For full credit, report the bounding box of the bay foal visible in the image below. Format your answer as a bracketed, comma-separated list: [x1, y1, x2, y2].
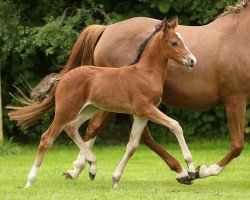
[8, 18, 197, 188]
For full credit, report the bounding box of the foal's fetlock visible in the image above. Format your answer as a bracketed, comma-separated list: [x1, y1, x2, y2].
[63, 160, 87, 179]
[112, 176, 120, 189]
[88, 160, 97, 181]
[62, 169, 80, 179]
[25, 166, 39, 188]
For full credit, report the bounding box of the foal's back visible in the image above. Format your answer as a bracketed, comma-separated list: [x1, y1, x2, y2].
[55, 65, 150, 118]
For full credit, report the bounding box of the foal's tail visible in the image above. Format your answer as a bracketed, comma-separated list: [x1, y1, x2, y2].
[7, 87, 56, 129]
[7, 25, 106, 129]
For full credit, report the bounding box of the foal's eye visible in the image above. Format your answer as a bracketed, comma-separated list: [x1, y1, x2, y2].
[170, 41, 178, 47]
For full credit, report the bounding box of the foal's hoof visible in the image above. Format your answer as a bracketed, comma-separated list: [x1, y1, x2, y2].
[89, 172, 96, 181]
[188, 171, 196, 181]
[62, 172, 73, 179]
[194, 166, 201, 179]
[176, 176, 193, 185]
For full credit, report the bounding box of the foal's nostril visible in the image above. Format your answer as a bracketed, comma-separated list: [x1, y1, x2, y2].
[190, 59, 194, 65]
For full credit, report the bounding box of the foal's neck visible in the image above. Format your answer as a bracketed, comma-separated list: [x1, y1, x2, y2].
[136, 32, 169, 85]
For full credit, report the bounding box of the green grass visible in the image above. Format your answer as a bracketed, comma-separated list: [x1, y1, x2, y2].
[0, 140, 250, 200]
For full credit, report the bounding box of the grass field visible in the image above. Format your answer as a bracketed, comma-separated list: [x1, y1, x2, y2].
[0, 140, 250, 200]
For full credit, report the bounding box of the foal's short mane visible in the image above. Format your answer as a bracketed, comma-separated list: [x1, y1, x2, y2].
[130, 23, 162, 65]
[217, 0, 248, 19]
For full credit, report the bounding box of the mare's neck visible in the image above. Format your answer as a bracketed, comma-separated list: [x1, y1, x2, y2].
[136, 32, 169, 85]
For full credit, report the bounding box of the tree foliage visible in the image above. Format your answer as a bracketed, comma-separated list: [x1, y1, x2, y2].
[1, 0, 247, 143]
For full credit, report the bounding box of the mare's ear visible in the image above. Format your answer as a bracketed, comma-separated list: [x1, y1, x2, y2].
[170, 17, 178, 29]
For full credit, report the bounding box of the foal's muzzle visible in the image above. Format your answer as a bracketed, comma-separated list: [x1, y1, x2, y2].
[184, 55, 197, 69]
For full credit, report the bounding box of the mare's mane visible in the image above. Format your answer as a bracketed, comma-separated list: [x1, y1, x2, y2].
[217, 0, 248, 19]
[130, 23, 162, 65]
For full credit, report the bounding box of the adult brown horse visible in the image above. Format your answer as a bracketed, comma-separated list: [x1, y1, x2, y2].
[56, 0, 249, 181]
[8, 18, 197, 188]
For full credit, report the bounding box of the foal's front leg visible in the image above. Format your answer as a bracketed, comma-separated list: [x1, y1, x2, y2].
[139, 105, 195, 182]
[112, 115, 148, 188]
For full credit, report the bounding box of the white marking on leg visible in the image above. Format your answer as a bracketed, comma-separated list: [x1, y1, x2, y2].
[66, 137, 97, 179]
[65, 105, 100, 179]
[199, 164, 224, 179]
[170, 120, 195, 174]
[113, 116, 148, 188]
[25, 165, 39, 188]
[176, 167, 189, 179]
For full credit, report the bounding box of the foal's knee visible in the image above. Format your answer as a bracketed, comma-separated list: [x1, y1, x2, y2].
[39, 134, 53, 150]
[170, 120, 182, 134]
[126, 143, 138, 157]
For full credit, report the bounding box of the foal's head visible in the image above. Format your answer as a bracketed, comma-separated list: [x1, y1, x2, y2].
[160, 18, 197, 69]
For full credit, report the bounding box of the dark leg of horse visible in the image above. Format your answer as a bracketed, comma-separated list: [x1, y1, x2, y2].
[196, 97, 246, 179]
[63, 111, 115, 179]
[141, 126, 183, 173]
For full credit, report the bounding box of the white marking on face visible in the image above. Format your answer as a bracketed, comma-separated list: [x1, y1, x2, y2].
[176, 32, 197, 65]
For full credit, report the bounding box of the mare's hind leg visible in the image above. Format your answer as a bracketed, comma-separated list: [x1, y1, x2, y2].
[63, 111, 115, 179]
[113, 115, 148, 188]
[64, 106, 100, 180]
[25, 121, 64, 188]
[196, 97, 246, 179]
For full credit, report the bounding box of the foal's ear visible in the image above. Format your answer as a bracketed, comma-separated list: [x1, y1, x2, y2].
[161, 17, 172, 33]
[170, 17, 178, 29]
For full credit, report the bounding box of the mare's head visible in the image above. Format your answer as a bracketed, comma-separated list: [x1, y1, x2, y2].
[160, 18, 197, 69]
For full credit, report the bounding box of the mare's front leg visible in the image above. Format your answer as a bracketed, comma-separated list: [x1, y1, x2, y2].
[196, 97, 246, 179]
[112, 115, 148, 188]
[139, 105, 195, 184]
[63, 111, 114, 179]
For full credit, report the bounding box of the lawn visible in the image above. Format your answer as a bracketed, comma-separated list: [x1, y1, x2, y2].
[0, 140, 250, 200]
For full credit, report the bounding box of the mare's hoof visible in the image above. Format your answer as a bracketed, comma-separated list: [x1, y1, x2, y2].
[188, 172, 196, 180]
[62, 172, 73, 179]
[176, 176, 193, 185]
[89, 172, 96, 181]
[194, 166, 201, 179]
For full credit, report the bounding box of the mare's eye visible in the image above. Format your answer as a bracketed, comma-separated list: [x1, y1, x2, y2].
[170, 41, 178, 47]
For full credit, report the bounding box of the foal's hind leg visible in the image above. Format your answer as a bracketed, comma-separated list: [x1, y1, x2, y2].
[113, 115, 148, 188]
[64, 106, 100, 180]
[64, 111, 114, 179]
[25, 122, 64, 188]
